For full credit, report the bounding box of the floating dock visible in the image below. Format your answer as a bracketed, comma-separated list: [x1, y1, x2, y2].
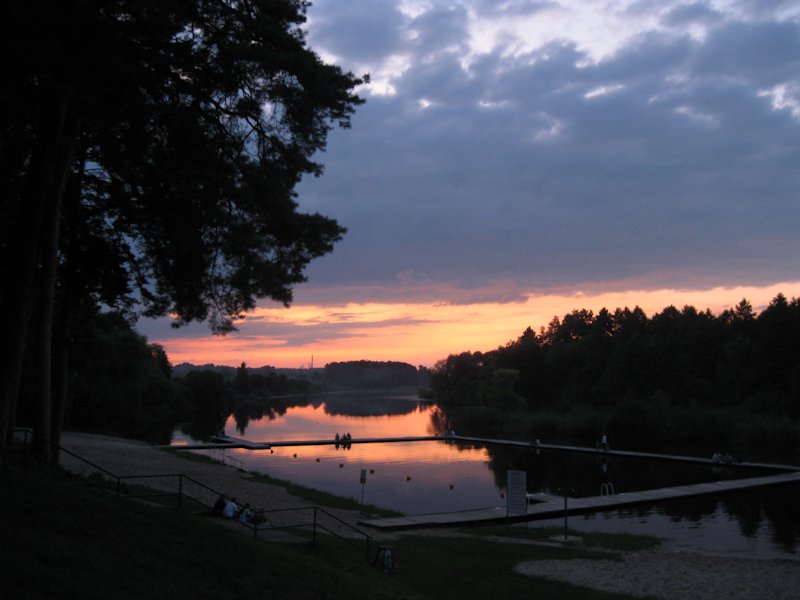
[358, 470, 800, 530]
[171, 434, 799, 473]
[167, 433, 800, 531]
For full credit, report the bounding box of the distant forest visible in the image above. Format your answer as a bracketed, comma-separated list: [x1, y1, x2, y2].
[431, 295, 800, 459]
[15, 311, 430, 444]
[323, 360, 430, 388]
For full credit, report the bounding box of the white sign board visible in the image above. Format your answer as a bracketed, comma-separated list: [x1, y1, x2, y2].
[507, 469, 527, 516]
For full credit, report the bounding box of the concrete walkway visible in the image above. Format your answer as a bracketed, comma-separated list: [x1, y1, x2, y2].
[173, 434, 800, 473]
[359, 470, 800, 530]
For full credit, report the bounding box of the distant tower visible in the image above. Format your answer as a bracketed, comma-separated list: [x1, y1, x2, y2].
[311, 355, 314, 369]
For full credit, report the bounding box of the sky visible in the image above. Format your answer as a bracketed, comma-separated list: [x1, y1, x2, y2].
[137, 0, 800, 369]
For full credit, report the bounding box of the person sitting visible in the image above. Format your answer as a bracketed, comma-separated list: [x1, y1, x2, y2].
[212, 494, 226, 516]
[238, 502, 255, 524]
[223, 497, 239, 519]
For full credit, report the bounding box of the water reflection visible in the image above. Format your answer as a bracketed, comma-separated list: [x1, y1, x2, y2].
[531, 483, 800, 559]
[171, 391, 800, 558]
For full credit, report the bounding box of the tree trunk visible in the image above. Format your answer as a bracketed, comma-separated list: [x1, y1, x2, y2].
[0, 91, 69, 462]
[50, 159, 84, 464]
[31, 106, 79, 462]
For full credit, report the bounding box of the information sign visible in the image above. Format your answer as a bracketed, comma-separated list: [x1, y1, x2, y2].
[507, 469, 527, 516]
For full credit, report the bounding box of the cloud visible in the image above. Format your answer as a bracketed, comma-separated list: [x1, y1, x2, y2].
[306, 0, 407, 64]
[295, 1, 800, 304]
[136, 1, 800, 369]
[661, 2, 724, 28]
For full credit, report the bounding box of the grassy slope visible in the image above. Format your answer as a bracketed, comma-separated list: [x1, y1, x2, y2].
[1, 453, 652, 600]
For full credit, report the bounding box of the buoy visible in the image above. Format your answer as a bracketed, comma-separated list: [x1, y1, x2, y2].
[369, 469, 375, 474]
[315, 458, 320, 462]
[500, 492, 505, 499]
[406, 476, 411, 481]
[270, 449, 274, 454]
[339, 463, 344, 468]
[449, 484, 454, 490]
[293, 453, 297, 458]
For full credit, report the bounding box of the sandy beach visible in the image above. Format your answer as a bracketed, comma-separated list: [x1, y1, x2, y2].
[58, 431, 800, 599]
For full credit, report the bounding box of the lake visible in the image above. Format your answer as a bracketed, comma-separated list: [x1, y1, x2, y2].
[171, 390, 800, 559]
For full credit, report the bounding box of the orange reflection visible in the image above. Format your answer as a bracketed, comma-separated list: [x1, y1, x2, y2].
[222, 403, 489, 465]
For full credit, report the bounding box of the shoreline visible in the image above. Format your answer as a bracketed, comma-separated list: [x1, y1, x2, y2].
[57, 431, 800, 599]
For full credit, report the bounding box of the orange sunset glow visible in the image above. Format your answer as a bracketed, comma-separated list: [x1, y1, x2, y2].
[153, 281, 800, 369]
[219, 403, 478, 464]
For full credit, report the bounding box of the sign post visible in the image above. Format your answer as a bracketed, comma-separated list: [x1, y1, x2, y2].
[360, 469, 367, 506]
[506, 470, 527, 519]
[557, 487, 575, 540]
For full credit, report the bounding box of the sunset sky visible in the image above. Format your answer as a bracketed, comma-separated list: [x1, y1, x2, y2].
[137, 0, 800, 369]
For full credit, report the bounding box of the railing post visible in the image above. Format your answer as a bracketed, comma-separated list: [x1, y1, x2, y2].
[313, 507, 317, 544]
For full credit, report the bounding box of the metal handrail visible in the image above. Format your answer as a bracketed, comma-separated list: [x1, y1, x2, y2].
[252, 505, 373, 560]
[600, 482, 615, 496]
[13, 430, 373, 561]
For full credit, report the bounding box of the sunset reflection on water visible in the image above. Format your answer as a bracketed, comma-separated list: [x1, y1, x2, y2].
[174, 397, 508, 514]
[171, 394, 800, 557]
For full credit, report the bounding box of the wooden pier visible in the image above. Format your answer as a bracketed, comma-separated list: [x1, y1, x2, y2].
[170, 434, 449, 451]
[168, 433, 800, 531]
[171, 434, 799, 473]
[358, 470, 800, 530]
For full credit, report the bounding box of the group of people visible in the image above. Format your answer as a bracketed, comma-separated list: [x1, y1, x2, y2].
[712, 451, 741, 464]
[334, 432, 352, 450]
[212, 494, 259, 525]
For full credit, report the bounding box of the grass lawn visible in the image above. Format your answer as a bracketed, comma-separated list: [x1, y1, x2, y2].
[1, 449, 655, 599]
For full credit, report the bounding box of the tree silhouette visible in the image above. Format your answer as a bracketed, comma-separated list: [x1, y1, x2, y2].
[0, 0, 365, 461]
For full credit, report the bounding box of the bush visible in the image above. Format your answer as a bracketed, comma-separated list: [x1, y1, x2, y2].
[737, 416, 800, 460]
[605, 393, 670, 450]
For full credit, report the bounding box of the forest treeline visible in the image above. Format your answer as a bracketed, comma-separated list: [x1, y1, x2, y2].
[15, 310, 314, 444]
[15, 312, 432, 444]
[324, 360, 430, 388]
[430, 295, 800, 459]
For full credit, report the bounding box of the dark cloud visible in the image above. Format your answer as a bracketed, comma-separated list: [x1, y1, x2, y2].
[661, 2, 723, 27]
[296, 1, 800, 300]
[474, 0, 559, 17]
[691, 21, 800, 83]
[305, 0, 406, 63]
[408, 4, 470, 56]
[732, 0, 800, 19]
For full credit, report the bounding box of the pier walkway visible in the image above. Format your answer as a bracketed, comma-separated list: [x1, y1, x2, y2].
[358, 470, 800, 530]
[172, 434, 450, 451]
[168, 433, 800, 531]
[173, 434, 799, 473]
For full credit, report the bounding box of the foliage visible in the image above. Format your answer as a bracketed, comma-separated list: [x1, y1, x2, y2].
[39, 310, 176, 438]
[323, 360, 430, 388]
[1, 0, 366, 460]
[432, 295, 800, 459]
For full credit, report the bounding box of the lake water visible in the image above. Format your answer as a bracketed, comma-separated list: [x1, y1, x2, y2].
[171, 390, 800, 560]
